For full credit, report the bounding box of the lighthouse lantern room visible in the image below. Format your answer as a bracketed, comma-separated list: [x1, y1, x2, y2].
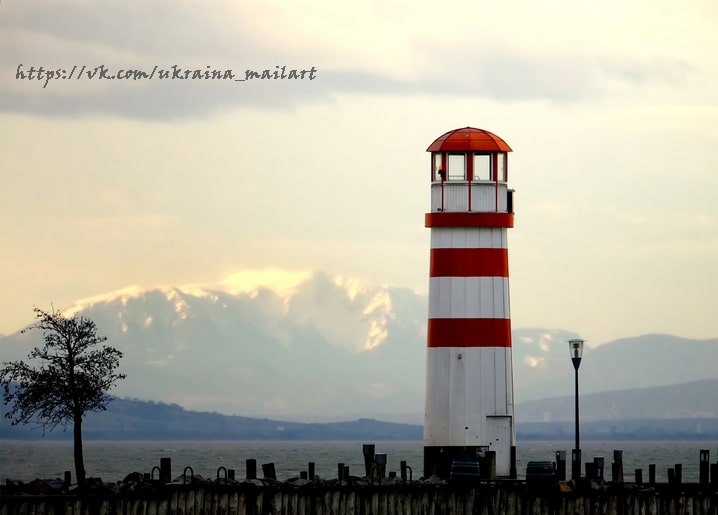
[423, 127, 516, 479]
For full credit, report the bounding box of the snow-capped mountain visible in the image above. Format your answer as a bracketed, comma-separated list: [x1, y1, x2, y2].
[1, 270, 428, 422]
[2, 269, 717, 423]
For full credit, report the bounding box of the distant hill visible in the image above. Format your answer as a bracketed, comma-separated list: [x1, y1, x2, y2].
[513, 331, 718, 402]
[2, 393, 715, 441]
[516, 379, 718, 422]
[1, 270, 716, 423]
[517, 418, 718, 441]
[0, 397, 422, 441]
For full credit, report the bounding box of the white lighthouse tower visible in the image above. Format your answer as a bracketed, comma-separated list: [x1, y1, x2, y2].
[423, 127, 516, 479]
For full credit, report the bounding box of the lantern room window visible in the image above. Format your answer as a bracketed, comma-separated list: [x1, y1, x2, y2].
[433, 153, 443, 181]
[497, 152, 507, 181]
[473, 154, 491, 181]
[447, 153, 466, 180]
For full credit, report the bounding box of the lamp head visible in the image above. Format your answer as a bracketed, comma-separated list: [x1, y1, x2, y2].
[568, 339, 585, 370]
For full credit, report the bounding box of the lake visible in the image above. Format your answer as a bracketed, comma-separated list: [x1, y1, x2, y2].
[1, 439, 715, 484]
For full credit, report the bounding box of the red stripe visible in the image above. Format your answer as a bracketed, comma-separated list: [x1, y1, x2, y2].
[427, 318, 511, 348]
[425, 212, 514, 228]
[430, 248, 508, 277]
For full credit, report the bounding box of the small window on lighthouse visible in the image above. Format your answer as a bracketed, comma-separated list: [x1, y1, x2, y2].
[497, 153, 507, 182]
[473, 154, 491, 181]
[447, 153, 466, 181]
[433, 153, 444, 181]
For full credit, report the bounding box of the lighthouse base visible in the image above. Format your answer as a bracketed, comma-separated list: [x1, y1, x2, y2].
[424, 446, 487, 480]
[424, 445, 516, 480]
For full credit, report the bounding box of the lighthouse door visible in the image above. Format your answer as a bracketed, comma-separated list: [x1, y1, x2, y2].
[486, 416, 512, 476]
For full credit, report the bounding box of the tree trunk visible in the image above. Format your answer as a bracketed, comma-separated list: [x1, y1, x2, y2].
[73, 412, 86, 489]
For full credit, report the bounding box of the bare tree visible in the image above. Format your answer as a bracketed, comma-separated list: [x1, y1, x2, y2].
[1, 307, 125, 488]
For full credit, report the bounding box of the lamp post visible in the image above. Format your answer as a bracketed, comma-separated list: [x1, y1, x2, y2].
[569, 338, 585, 481]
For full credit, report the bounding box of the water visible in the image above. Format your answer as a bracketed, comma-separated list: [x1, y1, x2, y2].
[0, 439, 715, 484]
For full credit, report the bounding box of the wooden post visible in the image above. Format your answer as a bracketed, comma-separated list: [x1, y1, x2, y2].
[612, 450, 623, 483]
[485, 451, 496, 480]
[699, 449, 709, 485]
[262, 463, 276, 481]
[635, 469, 642, 484]
[572, 449, 581, 481]
[649, 464, 656, 484]
[585, 462, 595, 480]
[160, 457, 172, 483]
[308, 462, 315, 480]
[246, 459, 257, 480]
[375, 454, 387, 478]
[337, 463, 344, 480]
[510, 446, 517, 479]
[674, 463, 682, 485]
[228, 469, 235, 481]
[555, 451, 566, 481]
[63, 471, 72, 488]
[362, 444, 375, 477]
[593, 457, 604, 481]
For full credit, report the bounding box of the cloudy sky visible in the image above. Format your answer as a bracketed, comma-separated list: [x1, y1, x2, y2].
[1, 0, 717, 346]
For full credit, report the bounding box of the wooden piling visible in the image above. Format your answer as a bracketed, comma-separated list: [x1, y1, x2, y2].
[261, 463, 276, 481]
[160, 457, 172, 484]
[485, 451, 496, 479]
[5, 447, 718, 515]
[0, 486, 709, 515]
[246, 459, 256, 480]
[375, 453, 387, 479]
[593, 456, 604, 481]
[585, 461, 596, 480]
[555, 450, 566, 481]
[674, 463, 682, 485]
[612, 450, 623, 483]
[362, 444, 375, 477]
[699, 449, 710, 485]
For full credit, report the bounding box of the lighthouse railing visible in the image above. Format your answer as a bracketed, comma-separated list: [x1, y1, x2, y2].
[431, 182, 508, 213]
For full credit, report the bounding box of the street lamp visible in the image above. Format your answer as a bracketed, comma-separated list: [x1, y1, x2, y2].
[568, 338, 585, 481]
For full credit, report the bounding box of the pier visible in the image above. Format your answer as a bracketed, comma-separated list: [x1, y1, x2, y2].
[2, 446, 717, 515]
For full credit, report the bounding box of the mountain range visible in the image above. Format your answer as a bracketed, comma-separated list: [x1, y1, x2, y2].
[2, 381, 717, 440]
[1, 269, 716, 424]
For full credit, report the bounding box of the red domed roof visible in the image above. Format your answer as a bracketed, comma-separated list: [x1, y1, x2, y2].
[427, 127, 512, 152]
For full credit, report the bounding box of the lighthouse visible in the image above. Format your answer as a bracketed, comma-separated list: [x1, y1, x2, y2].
[423, 127, 516, 479]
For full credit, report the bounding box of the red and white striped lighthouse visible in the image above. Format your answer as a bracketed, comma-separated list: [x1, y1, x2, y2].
[423, 127, 516, 479]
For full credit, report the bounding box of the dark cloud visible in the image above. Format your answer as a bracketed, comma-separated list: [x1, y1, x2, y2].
[2, 68, 333, 120]
[1, 56, 689, 120]
[0, 1, 692, 120]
